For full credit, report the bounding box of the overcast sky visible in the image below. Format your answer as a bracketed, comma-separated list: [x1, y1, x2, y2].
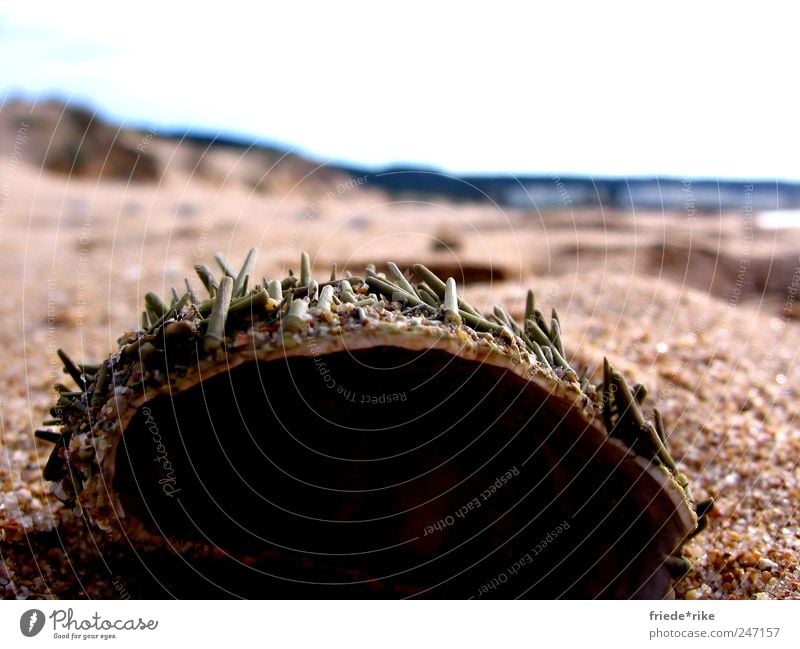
[0, 1, 797, 179]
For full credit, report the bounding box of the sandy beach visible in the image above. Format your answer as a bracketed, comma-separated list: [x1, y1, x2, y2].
[1, 112, 799, 599]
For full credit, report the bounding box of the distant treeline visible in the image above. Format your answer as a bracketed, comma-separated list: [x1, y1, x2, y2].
[335, 165, 800, 211]
[10, 99, 796, 212]
[161, 129, 800, 211]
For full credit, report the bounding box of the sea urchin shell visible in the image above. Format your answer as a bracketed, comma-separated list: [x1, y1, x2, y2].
[38, 249, 708, 598]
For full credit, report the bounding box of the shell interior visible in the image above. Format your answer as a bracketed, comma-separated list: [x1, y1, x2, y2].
[39, 250, 705, 598]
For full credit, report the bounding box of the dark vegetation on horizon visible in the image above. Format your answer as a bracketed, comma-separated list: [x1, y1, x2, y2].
[170, 128, 800, 211]
[5, 99, 799, 211]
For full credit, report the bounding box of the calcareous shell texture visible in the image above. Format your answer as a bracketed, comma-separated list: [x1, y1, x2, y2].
[39, 249, 709, 598]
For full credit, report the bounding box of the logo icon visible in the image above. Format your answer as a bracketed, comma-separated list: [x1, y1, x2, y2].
[20, 609, 45, 637]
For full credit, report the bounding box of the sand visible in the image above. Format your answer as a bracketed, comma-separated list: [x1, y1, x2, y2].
[1, 154, 799, 599]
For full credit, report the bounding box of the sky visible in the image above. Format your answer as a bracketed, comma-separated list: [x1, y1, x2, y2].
[0, 1, 797, 180]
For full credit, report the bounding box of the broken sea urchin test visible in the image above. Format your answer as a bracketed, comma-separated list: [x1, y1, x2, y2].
[39, 249, 709, 598]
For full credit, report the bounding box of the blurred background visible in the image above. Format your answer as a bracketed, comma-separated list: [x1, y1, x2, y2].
[1, 1, 799, 600]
